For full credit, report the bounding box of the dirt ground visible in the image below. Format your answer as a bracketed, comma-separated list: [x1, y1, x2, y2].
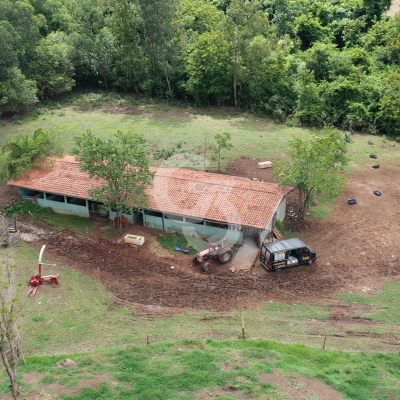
[8, 155, 400, 314]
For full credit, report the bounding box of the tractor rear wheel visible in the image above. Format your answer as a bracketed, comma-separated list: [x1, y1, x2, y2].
[218, 249, 233, 264]
[202, 262, 211, 272]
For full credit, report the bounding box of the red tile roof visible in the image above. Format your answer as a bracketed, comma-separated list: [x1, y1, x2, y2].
[9, 156, 292, 229]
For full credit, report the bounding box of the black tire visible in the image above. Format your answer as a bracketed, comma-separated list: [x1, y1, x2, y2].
[218, 249, 233, 264]
[193, 256, 199, 264]
[307, 259, 313, 266]
[202, 262, 211, 272]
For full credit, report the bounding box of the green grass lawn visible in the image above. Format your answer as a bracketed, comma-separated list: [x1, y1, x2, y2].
[1, 338, 399, 400]
[0, 91, 308, 168]
[2, 92, 398, 167]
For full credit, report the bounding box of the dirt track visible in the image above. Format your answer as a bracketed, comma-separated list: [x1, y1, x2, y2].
[17, 156, 400, 313]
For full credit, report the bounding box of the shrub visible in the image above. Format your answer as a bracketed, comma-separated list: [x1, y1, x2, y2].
[11, 115, 24, 124]
[5, 201, 54, 218]
[276, 220, 284, 232]
[154, 147, 175, 160]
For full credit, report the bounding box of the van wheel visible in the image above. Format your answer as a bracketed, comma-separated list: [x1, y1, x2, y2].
[307, 259, 313, 266]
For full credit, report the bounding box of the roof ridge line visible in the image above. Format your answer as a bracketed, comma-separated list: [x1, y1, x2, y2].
[155, 173, 286, 195]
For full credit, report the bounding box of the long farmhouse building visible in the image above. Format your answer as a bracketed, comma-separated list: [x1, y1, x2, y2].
[8, 156, 293, 247]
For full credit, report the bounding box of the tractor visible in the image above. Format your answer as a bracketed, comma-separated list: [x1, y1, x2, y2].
[193, 234, 233, 272]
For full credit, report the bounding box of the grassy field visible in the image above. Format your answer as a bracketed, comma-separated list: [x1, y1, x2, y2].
[2, 91, 400, 399]
[0, 92, 305, 166]
[2, 91, 398, 171]
[1, 338, 400, 399]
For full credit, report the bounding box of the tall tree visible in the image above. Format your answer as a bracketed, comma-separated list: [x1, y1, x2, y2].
[0, 67, 37, 114]
[274, 128, 348, 218]
[186, 30, 231, 106]
[294, 14, 330, 51]
[376, 72, 400, 136]
[73, 131, 154, 228]
[29, 31, 75, 99]
[0, 0, 43, 72]
[73, 28, 116, 91]
[0, 21, 37, 114]
[138, 0, 180, 97]
[214, 132, 233, 172]
[363, 0, 392, 27]
[226, 0, 269, 108]
[0, 238, 23, 400]
[111, 0, 147, 94]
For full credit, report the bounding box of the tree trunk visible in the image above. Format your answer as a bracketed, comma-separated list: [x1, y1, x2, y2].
[131, 62, 139, 94]
[102, 72, 108, 92]
[300, 187, 314, 219]
[160, 45, 172, 97]
[233, 75, 238, 108]
[0, 347, 21, 400]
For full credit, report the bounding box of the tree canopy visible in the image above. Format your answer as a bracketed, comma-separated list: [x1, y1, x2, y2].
[2, 0, 400, 136]
[274, 128, 349, 218]
[0, 129, 63, 182]
[73, 130, 154, 227]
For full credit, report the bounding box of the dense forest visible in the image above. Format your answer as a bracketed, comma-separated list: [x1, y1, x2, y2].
[2, 0, 400, 136]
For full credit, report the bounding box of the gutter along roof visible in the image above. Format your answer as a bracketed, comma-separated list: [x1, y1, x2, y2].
[8, 156, 293, 230]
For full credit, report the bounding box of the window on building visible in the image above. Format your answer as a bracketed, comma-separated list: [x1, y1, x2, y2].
[66, 197, 86, 206]
[46, 194, 65, 203]
[164, 214, 184, 221]
[205, 221, 228, 229]
[185, 217, 203, 224]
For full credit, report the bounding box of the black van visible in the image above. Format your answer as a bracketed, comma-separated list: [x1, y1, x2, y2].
[260, 238, 317, 271]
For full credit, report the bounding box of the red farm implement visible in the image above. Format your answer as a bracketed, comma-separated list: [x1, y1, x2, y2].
[28, 245, 60, 296]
